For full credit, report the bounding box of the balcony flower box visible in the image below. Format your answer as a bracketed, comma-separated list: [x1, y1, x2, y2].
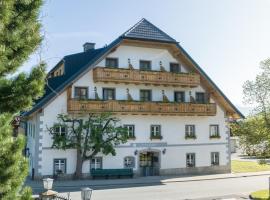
[209, 135, 221, 139]
[185, 135, 197, 140]
[150, 135, 163, 140]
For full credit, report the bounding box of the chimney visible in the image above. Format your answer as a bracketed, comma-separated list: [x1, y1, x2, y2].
[83, 42, 95, 52]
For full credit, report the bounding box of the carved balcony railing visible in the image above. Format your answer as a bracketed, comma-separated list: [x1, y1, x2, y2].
[93, 67, 200, 87]
[67, 99, 216, 116]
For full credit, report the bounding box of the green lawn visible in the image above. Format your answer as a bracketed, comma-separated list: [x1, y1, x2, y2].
[231, 160, 270, 173]
[250, 189, 270, 200]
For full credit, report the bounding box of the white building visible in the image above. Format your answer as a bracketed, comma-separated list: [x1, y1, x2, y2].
[24, 19, 243, 179]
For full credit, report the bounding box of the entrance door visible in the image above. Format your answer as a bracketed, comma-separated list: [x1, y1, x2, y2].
[139, 152, 160, 176]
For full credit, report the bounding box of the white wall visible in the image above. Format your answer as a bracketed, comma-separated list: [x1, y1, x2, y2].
[30, 44, 230, 176]
[73, 70, 207, 103]
[96, 45, 189, 72]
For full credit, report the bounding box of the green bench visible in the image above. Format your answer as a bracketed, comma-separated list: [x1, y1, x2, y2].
[91, 168, 133, 179]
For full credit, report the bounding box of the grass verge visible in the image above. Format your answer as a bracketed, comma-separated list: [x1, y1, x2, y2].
[231, 160, 270, 173]
[250, 189, 270, 200]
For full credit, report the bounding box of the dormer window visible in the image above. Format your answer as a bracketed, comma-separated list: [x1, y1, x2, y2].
[170, 63, 181, 73]
[74, 87, 88, 99]
[140, 60, 151, 71]
[105, 58, 118, 68]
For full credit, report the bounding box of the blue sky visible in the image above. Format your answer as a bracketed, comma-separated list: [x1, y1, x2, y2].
[22, 0, 270, 113]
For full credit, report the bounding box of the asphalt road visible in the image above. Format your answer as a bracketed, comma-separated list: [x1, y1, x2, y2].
[52, 174, 270, 200]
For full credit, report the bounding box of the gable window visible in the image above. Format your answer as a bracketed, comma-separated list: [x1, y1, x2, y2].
[185, 125, 196, 139]
[103, 88, 115, 100]
[54, 125, 66, 136]
[174, 91, 185, 103]
[90, 157, 102, 170]
[195, 92, 205, 104]
[139, 60, 151, 71]
[186, 153, 195, 167]
[140, 90, 152, 101]
[211, 152, 219, 166]
[105, 58, 118, 68]
[54, 159, 66, 175]
[74, 87, 88, 99]
[210, 125, 220, 138]
[124, 125, 135, 139]
[170, 63, 181, 73]
[150, 125, 162, 139]
[124, 156, 135, 168]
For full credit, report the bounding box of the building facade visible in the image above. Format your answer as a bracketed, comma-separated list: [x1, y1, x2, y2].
[24, 19, 243, 179]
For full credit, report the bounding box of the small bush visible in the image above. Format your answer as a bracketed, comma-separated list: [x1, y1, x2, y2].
[258, 159, 267, 165]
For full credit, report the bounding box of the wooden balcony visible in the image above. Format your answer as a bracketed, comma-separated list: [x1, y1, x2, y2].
[93, 67, 200, 87]
[67, 99, 216, 116]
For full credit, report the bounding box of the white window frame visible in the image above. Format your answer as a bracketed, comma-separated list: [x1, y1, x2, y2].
[54, 158, 66, 174]
[211, 152, 220, 166]
[124, 156, 135, 168]
[186, 153, 195, 167]
[185, 125, 195, 137]
[124, 125, 135, 138]
[151, 125, 161, 137]
[54, 125, 67, 136]
[210, 125, 219, 137]
[90, 157, 102, 170]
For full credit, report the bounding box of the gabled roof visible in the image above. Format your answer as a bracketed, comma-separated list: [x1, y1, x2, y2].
[23, 18, 244, 119]
[122, 18, 177, 43]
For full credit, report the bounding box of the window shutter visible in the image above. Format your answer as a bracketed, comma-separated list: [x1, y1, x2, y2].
[185, 125, 188, 136]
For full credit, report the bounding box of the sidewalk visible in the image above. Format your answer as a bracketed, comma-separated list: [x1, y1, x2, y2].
[25, 170, 270, 190]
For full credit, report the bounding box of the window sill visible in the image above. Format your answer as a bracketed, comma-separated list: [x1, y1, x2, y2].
[128, 137, 136, 140]
[150, 136, 163, 140]
[185, 137, 197, 140]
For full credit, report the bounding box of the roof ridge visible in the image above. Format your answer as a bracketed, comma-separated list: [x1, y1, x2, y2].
[63, 47, 105, 59]
[121, 18, 177, 43]
[122, 18, 145, 36]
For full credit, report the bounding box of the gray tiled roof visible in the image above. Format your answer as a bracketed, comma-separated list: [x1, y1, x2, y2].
[23, 19, 244, 119]
[122, 18, 177, 43]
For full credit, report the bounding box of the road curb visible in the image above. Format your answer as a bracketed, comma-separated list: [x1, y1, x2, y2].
[28, 172, 270, 189]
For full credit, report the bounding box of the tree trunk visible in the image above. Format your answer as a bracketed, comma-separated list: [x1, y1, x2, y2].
[74, 149, 83, 179]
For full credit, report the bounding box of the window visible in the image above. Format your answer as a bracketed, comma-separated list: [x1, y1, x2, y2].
[105, 58, 118, 68]
[90, 157, 102, 169]
[124, 125, 135, 139]
[140, 90, 152, 101]
[211, 152, 219, 166]
[139, 60, 151, 71]
[170, 63, 181, 73]
[195, 92, 205, 103]
[210, 125, 220, 138]
[174, 91, 185, 102]
[151, 125, 162, 139]
[124, 156, 135, 168]
[185, 125, 196, 138]
[103, 88, 115, 100]
[186, 153, 195, 167]
[74, 87, 88, 99]
[54, 159, 66, 174]
[54, 125, 66, 136]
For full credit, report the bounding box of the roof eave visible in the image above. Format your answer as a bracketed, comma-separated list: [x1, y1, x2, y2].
[175, 43, 245, 119]
[22, 37, 123, 117]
